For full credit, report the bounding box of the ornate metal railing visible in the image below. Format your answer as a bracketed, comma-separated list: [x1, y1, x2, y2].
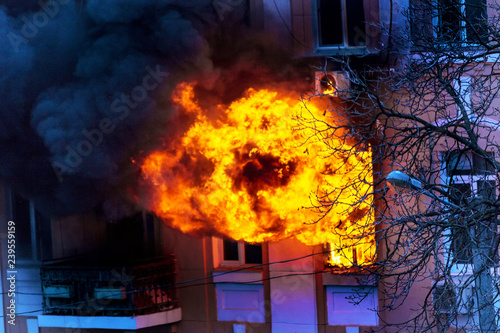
[41, 257, 178, 316]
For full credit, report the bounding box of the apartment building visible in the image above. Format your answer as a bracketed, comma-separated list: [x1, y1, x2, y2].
[2, 0, 498, 332]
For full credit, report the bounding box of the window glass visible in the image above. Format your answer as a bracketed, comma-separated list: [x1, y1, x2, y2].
[442, 150, 497, 266]
[318, 0, 343, 46]
[410, 0, 434, 44]
[346, 0, 366, 46]
[244, 243, 263, 264]
[477, 180, 496, 200]
[473, 152, 495, 174]
[451, 224, 473, 264]
[449, 182, 472, 204]
[316, 0, 365, 47]
[223, 239, 239, 261]
[446, 151, 473, 176]
[445, 151, 495, 176]
[438, 0, 461, 42]
[465, 0, 487, 42]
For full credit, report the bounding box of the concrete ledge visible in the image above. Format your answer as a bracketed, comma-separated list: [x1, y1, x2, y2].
[38, 307, 181, 329]
[272, 323, 318, 333]
[213, 271, 262, 284]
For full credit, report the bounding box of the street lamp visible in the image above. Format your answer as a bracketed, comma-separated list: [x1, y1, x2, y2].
[386, 170, 423, 191]
[386, 170, 497, 333]
[386, 170, 459, 209]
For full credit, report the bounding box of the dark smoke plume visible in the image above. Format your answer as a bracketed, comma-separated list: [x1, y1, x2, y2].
[0, 0, 294, 217]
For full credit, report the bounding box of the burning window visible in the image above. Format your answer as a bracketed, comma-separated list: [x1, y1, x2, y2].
[140, 82, 376, 268]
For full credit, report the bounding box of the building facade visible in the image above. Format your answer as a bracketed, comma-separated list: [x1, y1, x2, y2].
[2, 0, 499, 332]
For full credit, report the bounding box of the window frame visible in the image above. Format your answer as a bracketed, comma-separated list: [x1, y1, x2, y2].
[212, 237, 263, 268]
[411, 0, 488, 47]
[311, 0, 367, 53]
[440, 151, 498, 270]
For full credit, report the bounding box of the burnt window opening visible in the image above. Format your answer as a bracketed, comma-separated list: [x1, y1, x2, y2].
[105, 212, 159, 264]
[316, 0, 366, 48]
[222, 240, 263, 265]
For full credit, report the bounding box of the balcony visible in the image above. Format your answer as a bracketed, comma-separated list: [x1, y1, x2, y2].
[39, 257, 181, 330]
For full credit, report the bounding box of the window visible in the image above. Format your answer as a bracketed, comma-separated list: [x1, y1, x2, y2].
[212, 238, 263, 268]
[411, 0, 487, 45]
[216, 239, 263, 267]
[105, 212, 159, 262]
[438, 0, 487, 43]
[314, 0, 366, 49]
[433, 283, 475, 314]
[212, 238, 265, 323]
[442, 151, 497, 264]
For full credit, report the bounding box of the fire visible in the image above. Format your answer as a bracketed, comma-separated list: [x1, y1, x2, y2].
[141, 82, 375, 267]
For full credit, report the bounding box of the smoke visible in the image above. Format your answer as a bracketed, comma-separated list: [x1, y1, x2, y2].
[0, 0, 214, 215]
[0, 0, 295, 217]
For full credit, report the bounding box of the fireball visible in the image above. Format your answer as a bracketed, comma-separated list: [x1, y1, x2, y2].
[141, 82, 375, 267]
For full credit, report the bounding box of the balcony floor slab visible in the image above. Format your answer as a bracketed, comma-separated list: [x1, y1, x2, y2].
[38, 307, 181, 329]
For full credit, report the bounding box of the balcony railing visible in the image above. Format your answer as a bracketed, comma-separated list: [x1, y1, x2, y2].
[41, 257, 178, 316]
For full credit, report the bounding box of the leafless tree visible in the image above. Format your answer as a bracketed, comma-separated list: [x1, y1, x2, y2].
[301, 0, 500, 331]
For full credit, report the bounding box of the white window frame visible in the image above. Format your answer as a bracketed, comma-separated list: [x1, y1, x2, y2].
[440, 151, 497, 274]
[212, 237, 263, 268]
[311, 0, 367, 53]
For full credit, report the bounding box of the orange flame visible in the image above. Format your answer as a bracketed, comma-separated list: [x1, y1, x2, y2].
[141, 82, 375, 267]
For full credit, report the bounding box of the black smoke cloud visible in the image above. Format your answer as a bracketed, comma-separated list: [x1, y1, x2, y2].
[0, 0, 295, 218]
[0, 0, 222, 216]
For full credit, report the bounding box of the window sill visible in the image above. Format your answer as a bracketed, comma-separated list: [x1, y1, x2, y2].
[310, 46, 368, 57]
[38, 308, 182, 329]
[214, 264, 263, 271]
